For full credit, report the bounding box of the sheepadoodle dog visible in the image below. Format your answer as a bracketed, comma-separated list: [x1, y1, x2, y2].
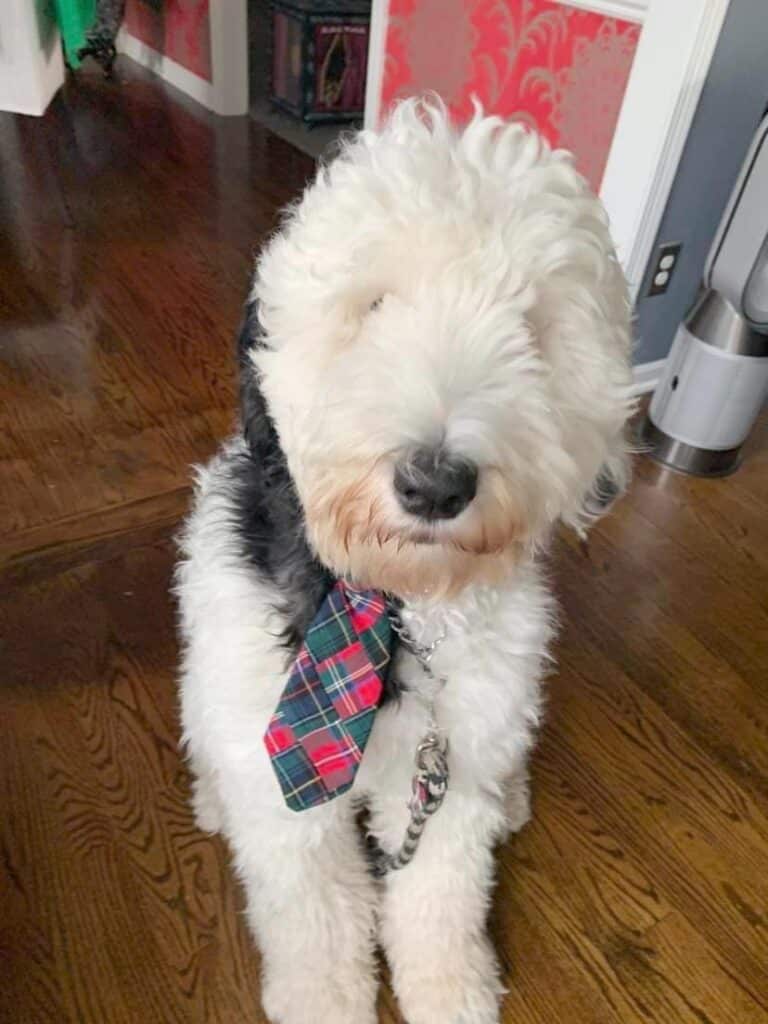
[177, 99, 634, 1024]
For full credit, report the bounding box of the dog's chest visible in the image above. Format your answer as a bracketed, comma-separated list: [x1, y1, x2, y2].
[360, 583, 548, 794]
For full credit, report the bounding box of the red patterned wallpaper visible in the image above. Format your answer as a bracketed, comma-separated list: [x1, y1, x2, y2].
[124, 0, 212, 82]
[381, 0, 641, 192]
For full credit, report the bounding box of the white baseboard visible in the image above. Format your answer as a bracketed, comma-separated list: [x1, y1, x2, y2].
[117, 29, 215, 110]
[632, 357, 665, 395]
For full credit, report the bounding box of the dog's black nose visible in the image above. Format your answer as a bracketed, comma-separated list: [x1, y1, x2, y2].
[394, 447, 478, 521]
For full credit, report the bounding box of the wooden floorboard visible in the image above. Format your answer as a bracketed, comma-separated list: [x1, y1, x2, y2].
[1, 60, 767, 1024]
[0, 486, 191, 590]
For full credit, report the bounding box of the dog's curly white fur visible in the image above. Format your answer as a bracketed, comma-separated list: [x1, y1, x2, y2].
[177, 100, 634, 1024]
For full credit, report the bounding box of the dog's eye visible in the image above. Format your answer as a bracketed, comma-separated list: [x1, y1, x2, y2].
[369, 296, 384, 312]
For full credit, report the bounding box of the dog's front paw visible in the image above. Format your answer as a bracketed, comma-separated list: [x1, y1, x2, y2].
[262, 968, 377, 1024]
[393, 936, 503, 1024]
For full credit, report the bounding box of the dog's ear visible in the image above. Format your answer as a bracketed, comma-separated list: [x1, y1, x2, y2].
[237, 298, 280, 462]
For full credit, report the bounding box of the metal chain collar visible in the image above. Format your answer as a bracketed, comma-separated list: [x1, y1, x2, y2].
[370, 605, 451, 876]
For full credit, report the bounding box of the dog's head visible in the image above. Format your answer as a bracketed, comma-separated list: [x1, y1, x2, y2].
[243, 100, 634, 598]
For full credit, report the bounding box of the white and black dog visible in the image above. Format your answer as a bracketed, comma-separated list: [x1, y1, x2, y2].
[176, 100, 634, 1024]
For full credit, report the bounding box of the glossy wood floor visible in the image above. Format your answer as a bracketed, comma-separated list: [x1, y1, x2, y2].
[1, 62, 767, 1024]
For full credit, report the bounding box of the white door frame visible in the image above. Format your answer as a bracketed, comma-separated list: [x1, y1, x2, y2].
[600, 0, 730, 300]
[364, 0, 731, 306]
[363, 0, 391, 130]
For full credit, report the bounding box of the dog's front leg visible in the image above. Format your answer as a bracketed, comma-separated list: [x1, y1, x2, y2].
[378, 793, 505, 1024]
[231, 802, 379, 1024]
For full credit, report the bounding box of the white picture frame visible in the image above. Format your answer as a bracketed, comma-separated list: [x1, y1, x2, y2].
[118, 0, 248, 116]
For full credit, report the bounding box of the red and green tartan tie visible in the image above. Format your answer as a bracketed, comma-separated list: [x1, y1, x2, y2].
[264, 581, 394, 811]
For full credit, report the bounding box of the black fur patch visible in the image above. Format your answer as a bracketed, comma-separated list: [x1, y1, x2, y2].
[231, 298, 403, 702]
[232, 299, 334, 653]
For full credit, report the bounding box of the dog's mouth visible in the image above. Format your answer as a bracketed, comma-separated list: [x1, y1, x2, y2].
[383, 521, 511, 557]
[391, 517, 465, 548]
[408, 529, 439, 546]
[368, 526, 442, 552]
[412, 536, 438, 546]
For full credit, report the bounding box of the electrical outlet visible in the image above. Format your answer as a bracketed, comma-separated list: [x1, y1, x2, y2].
[647, 241, 682, 296]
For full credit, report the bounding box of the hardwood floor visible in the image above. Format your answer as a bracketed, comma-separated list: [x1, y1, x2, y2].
[0, 57, 313, 544]
[1, 62, 767, 1024]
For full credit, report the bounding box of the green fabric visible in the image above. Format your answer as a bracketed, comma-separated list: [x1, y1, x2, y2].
[52, 0, 98, 68]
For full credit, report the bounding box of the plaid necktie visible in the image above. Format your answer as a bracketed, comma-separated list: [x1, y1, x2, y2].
[264, 581, 394, 811]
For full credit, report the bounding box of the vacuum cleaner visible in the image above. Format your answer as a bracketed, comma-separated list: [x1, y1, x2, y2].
[643, 113, 768, 476]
